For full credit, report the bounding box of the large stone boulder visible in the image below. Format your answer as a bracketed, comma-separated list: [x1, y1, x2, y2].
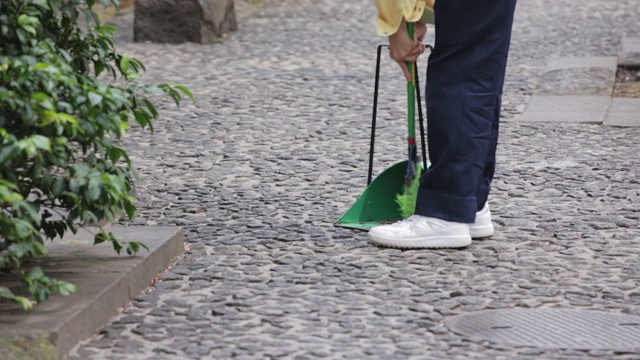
[134, 0, 237, 44]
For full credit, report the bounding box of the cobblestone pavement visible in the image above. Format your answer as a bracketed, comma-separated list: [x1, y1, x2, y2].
[69, 0, 640, 359]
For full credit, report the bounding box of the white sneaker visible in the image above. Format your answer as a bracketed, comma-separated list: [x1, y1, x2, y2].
[470, 203, 494, 238]
[368, 215, 471, 249]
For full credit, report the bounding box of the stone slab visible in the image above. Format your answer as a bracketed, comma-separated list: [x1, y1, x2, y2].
[520, 95, 611, 123]
[537, 57, 618, 96]
[603, 98, 640, 127]
[0, 226, 184, 360]
[545, 56, 618, 72]
[619, 36, 640, 67]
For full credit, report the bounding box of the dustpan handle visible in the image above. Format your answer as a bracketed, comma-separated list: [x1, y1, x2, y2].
[368, 44, 385, 186]
[414, 46, 433, 171]
[407, 24, 416, 145]
[368, 44, 431, 186]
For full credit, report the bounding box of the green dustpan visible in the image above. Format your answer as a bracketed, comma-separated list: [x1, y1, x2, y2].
[336, 29, 430, 231]
[335, 160, 425, 230]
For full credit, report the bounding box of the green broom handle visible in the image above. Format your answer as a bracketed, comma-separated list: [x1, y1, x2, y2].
[407, 22, 416, 143]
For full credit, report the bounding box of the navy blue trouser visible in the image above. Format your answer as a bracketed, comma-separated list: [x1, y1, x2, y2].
[414, 0, 517, 223]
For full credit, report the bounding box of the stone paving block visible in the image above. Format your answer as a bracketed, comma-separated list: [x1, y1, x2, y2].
[0, 226, 184, 360]
[520, 95, 611, 123]
[603, 98, 640, 127]
[619, 36, 640, 67]
[536, 57, 618, 96]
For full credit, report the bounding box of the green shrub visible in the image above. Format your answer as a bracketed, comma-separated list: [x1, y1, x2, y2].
[0, 0, 193, 310]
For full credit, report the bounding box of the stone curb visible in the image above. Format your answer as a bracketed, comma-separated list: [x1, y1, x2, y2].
[603, 97, 640, 126]
[0, 226, 184, 360]
[619, 36, 640, 67]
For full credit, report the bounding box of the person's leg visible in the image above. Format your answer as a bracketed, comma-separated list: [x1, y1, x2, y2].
[477, 6, 514, 212]
[368, 0, 517, 248]
[476, 94, 501, 211]
[414, 0, 517, 223]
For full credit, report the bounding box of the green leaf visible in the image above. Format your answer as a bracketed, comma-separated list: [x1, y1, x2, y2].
[97, 25, 118, 35]
[123, 198, 136, 219]
[54, 222, 67, 239]
[136, 241, 149, 252]
[18, 15, 39, 33]
[69, 178, 80, 192]
[142, 99, 158, 118]
[126, 241, 148, 255]
[15, 296, 34, 311]
[16, 28, 28, 43]
[34, 62, 52, 72]
[133, 109, 150, 128]
[86, 178, 101, 201]
[14, 220, 35, 238]
[120, 54, 130, 74]
[27, 267, 45, 279]
[88, 92, 103, 106]
[43, 223, 57, 239]
[17, 202, 40, 223]
[82, 7, 101, 27]
[32, 92, 54, 110]
[0, 145, 17, 164]
[112, 239, 123, 255]
[174, 85, 195, 101]
[0, 287, 14, 299]
[0, 179, 18, 190]
[21, 25, 37, 36]
[30, 135, 51, 151]
[59, 49, 73, 63]
[94, 61, 106, 76]
[107, 147, 122, 163]
[56, 281, 77, 296]
[81, 210, 99, 225]
[32, 241, 47, 257]
[18, 135, 51, 156]
[168, 89, 182, 106]
[94, 232, 108, 245]
[130, 58, 146, 72]
[126, 72, 141, 81]
[107, 146, 131, 165]
[57, 113, 78, 125]
[126, 241, 139, 255]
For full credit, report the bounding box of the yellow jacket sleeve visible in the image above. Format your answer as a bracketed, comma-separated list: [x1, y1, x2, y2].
[376, 0, 435, 36]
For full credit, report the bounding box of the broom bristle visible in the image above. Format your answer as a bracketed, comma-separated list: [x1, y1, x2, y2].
[396, 166, 423, 219]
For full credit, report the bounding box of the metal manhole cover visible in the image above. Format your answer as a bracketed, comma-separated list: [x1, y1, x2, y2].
[447, 308, 640, 351]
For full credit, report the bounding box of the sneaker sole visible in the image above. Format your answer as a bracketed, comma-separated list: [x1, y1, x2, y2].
[470, 224, 494, 239]
[367, 234, 472, 249]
